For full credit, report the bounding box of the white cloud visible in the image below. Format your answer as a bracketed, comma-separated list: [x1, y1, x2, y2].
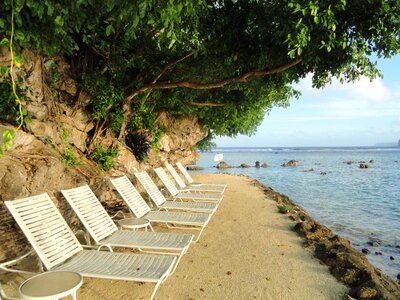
[293, 74, 400, 120]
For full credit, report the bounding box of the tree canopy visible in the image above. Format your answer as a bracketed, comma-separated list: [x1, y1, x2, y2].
[1, 0, 399, 147]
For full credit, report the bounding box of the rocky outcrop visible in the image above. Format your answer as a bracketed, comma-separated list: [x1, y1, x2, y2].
[281, 160, 300, 167]
[0, 49, 208, 266]
[216, 161, 231, 169]
[359, 163, 370, 169]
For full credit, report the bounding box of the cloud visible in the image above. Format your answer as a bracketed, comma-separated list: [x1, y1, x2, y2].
[292, 74, 400, 121]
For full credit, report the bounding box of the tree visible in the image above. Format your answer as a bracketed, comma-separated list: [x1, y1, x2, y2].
[1, 0, 399, 143]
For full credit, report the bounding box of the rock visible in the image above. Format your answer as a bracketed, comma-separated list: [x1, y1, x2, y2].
[302, 168, 314, 172]
[359, 163, 370, 169]
[216, 161, 230, 169]
[60, 78, 78, 96]
[320, 172, 327, 175]
[369, 160, 375, 163]
[186, 165, 204, 171]
[374, 251, 382, 255]
[345, 160, 355, 165]
[261, 163, 269, 168]
[359, 161, 366, 163]
[367, 240, 381, 247]
[362, 248, 370, 254]
[397, 273, 400, 280]
[281, 160, 300, 167]
[357, 287, 378, 299]
[390, 256, 394, 260]
[255, 161, 260, 168]
[240, 163, 251, 168]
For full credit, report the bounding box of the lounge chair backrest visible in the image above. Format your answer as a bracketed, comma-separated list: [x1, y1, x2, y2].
[176, 162, 194, 184]
[134, 171, 167, 207]
[165, 163, 187, 189]
[154, 167, 180, 197]
[61, 185, 119, 244]
[110, 176, 151, 218]
[5, 193, 83, 270]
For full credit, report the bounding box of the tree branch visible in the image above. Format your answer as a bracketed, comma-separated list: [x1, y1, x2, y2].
[191, 102, 225, 107]
[152, 50, 197, 84]
[126, 57, 302, 101]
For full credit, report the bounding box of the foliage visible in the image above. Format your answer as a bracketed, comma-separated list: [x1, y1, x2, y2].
[59, 128, 81, 166]
[1, 0, 400, 147]
[80, 73, 124, 134]
[89, 144, 119, 171]
[125, 130, 151, 163]
[0, 82, 18, 123]
[277, 205, 294, 214]
[0, 129, 16, 157]
[196, 131, 216, 152]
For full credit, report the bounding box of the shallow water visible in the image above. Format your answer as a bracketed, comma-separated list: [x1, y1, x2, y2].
[195, 147, 400, 279]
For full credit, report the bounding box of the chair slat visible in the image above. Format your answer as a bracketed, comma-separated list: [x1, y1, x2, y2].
[110, 176, 151, 218]
[61, 185, 118, 243]
[4, 193, 83, 270]
[135, 172, 168, 207]
[154, 167, 180, 197]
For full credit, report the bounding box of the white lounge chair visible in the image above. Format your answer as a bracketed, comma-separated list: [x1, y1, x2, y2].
[110, 176, 212, 242]
[111, 176, 217, 214]
[176, 161, 228, 188]
[153, 168, 223, 203]
[61, 184, 193, 274]
[165, 163, 225, 193]
[4, 193, 177, 300]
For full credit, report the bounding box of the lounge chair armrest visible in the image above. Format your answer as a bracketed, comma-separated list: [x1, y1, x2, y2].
[0, 250, 36, 274]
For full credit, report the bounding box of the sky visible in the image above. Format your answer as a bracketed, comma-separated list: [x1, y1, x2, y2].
[215, 56, 400, 147]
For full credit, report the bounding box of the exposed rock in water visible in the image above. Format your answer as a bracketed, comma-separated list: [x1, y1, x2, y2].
[320, 171, 327, 175]
[302, 168, 314, 172]
[255, 161, 260, 168]
[359, 163, 370, 169]
[345, 160, 355, 165]
[281, 160, 300, 167]
[186, 165, 204, 171]
[261, 162, 269, 168]
[240, 163, 251, 168]
[362, 248, 370, 254]
[369, 160, 375, 163]
[216, 161, 231, 169]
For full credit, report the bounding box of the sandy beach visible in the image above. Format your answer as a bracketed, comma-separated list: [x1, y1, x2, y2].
[76, 173, 347, 299]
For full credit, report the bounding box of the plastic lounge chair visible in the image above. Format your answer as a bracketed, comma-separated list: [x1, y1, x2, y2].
[110, 176, 212, 242]
[165, 163, 225, 193]
[153, 168, 223, 203]
[4, 193, 177, 300]
[111, 176, 217, 214]
[176, 161, 228, 188]
[61, 184, 193, 274]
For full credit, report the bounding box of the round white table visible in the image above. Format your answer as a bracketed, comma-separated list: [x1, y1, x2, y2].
[117, 217, 154, 232]
[19, 271, 82, 300]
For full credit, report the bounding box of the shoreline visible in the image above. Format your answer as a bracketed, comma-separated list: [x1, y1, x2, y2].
[254, 176, 400, 299]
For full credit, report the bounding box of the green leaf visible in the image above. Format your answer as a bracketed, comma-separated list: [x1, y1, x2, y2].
[0, 38, 9, 48]
[55, 16, 64, 26]
[0, 66, 9, 76]
[106, 24, 115, 36]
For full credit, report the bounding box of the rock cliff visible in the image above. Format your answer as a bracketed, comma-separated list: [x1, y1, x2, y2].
[0, 49, 207, 264]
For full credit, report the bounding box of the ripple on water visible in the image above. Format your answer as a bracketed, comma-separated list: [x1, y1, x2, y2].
[197, 148, 400, 279]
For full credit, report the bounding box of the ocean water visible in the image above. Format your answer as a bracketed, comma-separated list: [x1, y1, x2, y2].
[195, 147, 400, 279]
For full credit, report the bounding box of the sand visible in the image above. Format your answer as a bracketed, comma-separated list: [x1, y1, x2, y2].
[76, 173, 348, 300]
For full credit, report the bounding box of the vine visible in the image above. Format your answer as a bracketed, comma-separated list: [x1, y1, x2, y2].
[0, 0, 25, 158]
